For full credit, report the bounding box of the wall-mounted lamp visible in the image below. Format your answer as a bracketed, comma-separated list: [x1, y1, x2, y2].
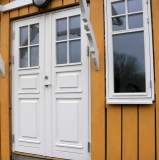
[32, 0, 50, 8]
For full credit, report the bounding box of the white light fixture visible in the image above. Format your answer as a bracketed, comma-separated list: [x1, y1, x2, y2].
[33, 0, 50, 8]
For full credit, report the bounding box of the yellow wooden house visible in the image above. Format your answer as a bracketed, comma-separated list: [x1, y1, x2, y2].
[0, 0, 158, 160]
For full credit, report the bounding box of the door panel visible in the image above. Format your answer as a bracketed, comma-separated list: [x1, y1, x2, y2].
[52, 8, 89, 160]
[13, 16, 44, 155]
[13, 7, 89, 160]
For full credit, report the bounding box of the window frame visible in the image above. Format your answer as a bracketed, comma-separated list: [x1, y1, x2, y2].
[105, 0, 154, 104]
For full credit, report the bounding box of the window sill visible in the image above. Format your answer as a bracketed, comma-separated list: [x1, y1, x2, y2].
[106, 99, 154, 104]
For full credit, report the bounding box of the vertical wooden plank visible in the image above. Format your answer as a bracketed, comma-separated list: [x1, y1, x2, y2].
[151, 0, 159, 160]
[10, 9, 19, 19]
[51, 0, 62, 8]
[1, 11, 10, 160]
[40, 1, 51, 12]
[90, 0, 105, 160]
[139, 104, 155, 160]
[122, 105, 138, 160]
[29, 5, 39, 14]
[19, 6, 29, 16]
[107, 105, 121, 160]
[63, 0, 76, 6]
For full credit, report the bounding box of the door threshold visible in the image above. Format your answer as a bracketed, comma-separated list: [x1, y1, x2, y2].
[12, 152, 68, 160]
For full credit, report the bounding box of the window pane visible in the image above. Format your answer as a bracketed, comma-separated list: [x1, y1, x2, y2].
[128, 0, 142, 13]
[30, 24, 39, 45]
[69, 40, 81, 63]
[56, 18, 67, 41]
[69, 15, 81, 39]
[30, 46, 39, 67]
[20, 48, 28, 68]
[129, 14, 143, 29]
[20, 26, 28, 46]
[113, 32, 146, 93]
[112, 16, 126, 31]
[56, 42, 67, 64]
[112, 1, 125, 16]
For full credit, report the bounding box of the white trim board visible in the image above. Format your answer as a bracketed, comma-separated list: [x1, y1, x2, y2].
[0, 0, 32, 12]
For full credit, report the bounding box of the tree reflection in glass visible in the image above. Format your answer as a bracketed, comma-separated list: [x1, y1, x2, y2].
[113, 32, 146, 93]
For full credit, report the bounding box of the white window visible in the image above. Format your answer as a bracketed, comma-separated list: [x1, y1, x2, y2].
[105, 0, 154, 104]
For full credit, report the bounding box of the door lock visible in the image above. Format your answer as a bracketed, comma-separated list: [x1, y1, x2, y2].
[45, 83, 51, 87]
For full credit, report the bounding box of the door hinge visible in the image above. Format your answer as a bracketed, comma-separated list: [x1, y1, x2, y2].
[10, 55, 14, 64]
[150, 80, 152, 88]
[146, 0, 148, 3]
[147, 17, 149, 23]
[88, 142, 91, 152]
[12, 134, 15, 143]
[87, 46, 89, 56]
[12, 31, 15, 40]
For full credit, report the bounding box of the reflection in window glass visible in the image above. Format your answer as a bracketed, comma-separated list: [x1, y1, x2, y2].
[112, 16, 126, 31]
[129, 14, 143, 29]
[20, 26, 28, 46]
[20, 48, 28, 68]
[30, 46, 39, 67]
[57, 42, 67, 64]
[56, 18, 67, 41]
[69, 16, 81, 39]
[113, 32, 145, 93]
[30, 24, 39, 45]
[69, 40, 81, 63]
[112, 1, 125, 16]
[128, 0, 142, 13]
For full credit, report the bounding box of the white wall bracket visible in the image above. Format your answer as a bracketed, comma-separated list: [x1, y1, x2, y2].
[0, 55, 5, 78]
[79, 0, 99, 70]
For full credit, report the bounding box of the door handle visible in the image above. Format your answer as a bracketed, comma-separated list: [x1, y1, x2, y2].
[45, 83, 51, 87]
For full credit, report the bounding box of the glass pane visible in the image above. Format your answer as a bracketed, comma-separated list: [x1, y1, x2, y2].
[30, 24, 39, 45]
[56, 42, 67, 64]
[56, 18, 67, 41]
[128, 0, 142, 13]
[20, 26, 28, 46]
[113, 32, 145, 93]
[112, 16, 126, 31]
[69, 40, 81, 63]
[129, 14, 143, 29]
[69, 15, 81, 39]
[30, 46, 39, 67]
[20, 48, 28, 68]
[112, 1, 125, 16]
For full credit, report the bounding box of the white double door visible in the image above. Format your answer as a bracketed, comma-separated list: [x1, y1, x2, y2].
[12, 7, 90, 160]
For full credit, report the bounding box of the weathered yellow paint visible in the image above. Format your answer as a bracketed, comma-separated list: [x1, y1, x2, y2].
[90, 0, 105, 160]
[51, 0, 63, 8]
[63, 0, 76, 6]
[1, 11, 10, 160]
[107, 105, 121, 160]
[10, 9, 19, 19]
[29, 5, 39, 14]
[19, 6, 29, 16]
[122, 105, 138, 160]
[139, 104, 155, 160]
[151, 0, 159, 159]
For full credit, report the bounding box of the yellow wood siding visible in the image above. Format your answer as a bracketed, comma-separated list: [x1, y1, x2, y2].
[1, 0, 159, 160]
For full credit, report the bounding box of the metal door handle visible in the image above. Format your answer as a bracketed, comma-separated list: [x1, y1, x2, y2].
[45, 83, 51, 87]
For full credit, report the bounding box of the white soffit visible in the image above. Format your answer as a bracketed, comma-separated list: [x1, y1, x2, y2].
[0, 0, 99, 70]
